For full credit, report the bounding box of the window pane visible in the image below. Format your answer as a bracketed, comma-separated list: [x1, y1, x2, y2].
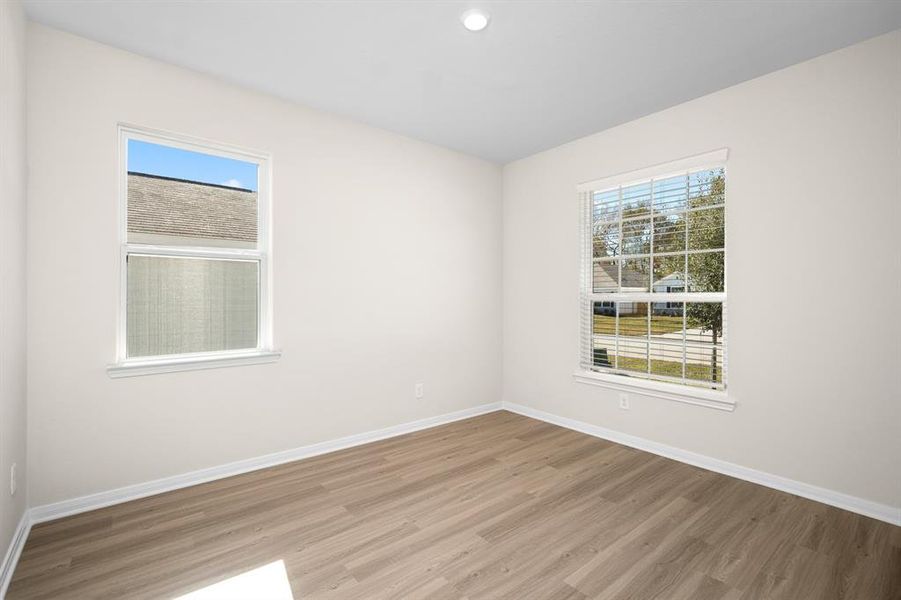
[615, 302, 648, 373]
[653, 213, 685, 253]
[652, 255, 684, 293]
[127, 140, 258, 249]
[592, 189, 619, 222]
[621, 257, 650, 291]
[622, 217, 651, 255]
[685, 345, 723, 384]
[687, 206, 724, 251]
[653, 175, 687, 213]
[592, 221, 620, 258]
[593, 259, 619, 293]
[591, 302, 725, 388]
[688, 251, 724, 292]
[622, 181, 651, 218]
[591, 301, 616, 368]
[650, 303, 685, 379]
[688, 168, 725, 208]
[685, 302, 724, 384]
[127, 256, 259, 357]
[685, 303, 723, 344]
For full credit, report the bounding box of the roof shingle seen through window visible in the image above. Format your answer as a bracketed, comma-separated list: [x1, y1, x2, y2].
[127, 172, 257, 243]
[593, 261, 648, 291]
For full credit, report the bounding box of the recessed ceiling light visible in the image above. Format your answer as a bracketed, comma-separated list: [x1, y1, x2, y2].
[461, 9, 490, 32]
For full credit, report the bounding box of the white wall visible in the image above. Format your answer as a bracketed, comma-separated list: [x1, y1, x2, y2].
[0, 0, 29, 555]
[503, 31, 901, 509]
[22, 20, 901, 516]
[26, 24, 502, 507]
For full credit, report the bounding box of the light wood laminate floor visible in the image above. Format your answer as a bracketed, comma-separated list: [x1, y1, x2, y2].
[8, 411, 900, 599]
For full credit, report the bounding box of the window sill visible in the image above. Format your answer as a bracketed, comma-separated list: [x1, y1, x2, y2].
[108, 351, 282, 378]
[572, 370, 735, 411]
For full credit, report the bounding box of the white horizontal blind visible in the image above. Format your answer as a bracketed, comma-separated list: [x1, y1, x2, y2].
[579, 189, 594, 371]
[126, 255, 260, 357]
[579, 152, 727, 390]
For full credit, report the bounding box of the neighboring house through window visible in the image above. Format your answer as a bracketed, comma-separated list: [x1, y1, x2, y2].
[110, 126, 276, 376]
[579, 150, 727, 391]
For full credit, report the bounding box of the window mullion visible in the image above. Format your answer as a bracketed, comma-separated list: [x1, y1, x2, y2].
[586, 292, 724, 303]
[614, 301, 620, 371]
[682, 302, 687, 383]
[617, 186, 623, 291]
[616, 185, 622, 370]
[592, 247, 724, 262]
[683, 171, 690, 382]
[124, 244, 264, 261]
[647, 177, 653, 376]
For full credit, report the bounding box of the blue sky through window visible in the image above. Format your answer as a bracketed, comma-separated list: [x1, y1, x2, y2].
[128, 139, 258, 191]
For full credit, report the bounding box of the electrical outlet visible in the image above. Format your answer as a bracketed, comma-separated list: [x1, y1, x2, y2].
[415, 383, 424, 399]
[10, 463, 16, 496]
[619, 393, 630, 410]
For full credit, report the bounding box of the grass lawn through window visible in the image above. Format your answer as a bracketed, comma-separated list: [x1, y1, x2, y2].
[593, 315, 684, 336]
[612, 355, 722, 383]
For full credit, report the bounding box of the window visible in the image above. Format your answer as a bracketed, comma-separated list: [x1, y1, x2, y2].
[109, 126, 277, 376]
[578, 150, 727, 399]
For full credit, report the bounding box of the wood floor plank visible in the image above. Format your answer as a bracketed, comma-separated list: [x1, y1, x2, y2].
[7, 411, 899, 599]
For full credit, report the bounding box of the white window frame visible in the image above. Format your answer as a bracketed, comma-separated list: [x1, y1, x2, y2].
[108, 124, 280, 378]
[573, 149, 734, 411]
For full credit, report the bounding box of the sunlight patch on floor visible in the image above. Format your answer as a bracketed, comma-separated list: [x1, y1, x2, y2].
[173, 560, 294, 600]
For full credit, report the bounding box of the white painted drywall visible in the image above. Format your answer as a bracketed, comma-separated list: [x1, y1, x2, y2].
[22, 19, 901, 516]
[502, 31, 901, 509]
[26, 24, 502, 506]
[0, 0, 29, 556]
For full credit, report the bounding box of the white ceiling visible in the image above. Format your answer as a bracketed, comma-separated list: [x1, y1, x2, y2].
[24, 1, 901, 163]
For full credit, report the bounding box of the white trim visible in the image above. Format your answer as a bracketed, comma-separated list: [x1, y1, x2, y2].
[0, 511, 31, 599]
[107, 350, 282, 378]
[119, 123, 270, 164]
[29, 402, 502, 523]
[502, 402, 901, 526]
[115, 124, 274, 369]
[585, 291, 725, 303]
[573, 370, 734, 411]
[17, 400, 899, 544]
[577, 148, 729, 193]
[123, 244, 264, 260]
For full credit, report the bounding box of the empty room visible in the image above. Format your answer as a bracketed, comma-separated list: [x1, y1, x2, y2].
[1, 0, 899, 598]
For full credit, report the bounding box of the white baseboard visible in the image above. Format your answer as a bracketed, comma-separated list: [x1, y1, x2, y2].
[16, 397, 900, 558]
[0, 511, 32, 599]
[30, 402, 502, 525]
[502, 401, 901, 526]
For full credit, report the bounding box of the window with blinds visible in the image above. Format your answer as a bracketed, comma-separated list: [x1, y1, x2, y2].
[117, 126, 272, 365]
[579, 151, 726, 391]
